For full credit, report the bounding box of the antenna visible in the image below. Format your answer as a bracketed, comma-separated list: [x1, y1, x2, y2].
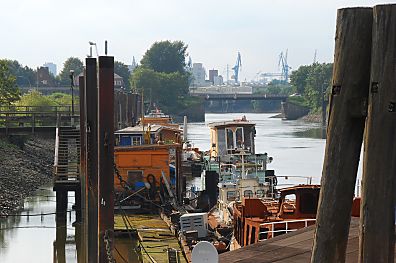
[191, 241, 218, 263]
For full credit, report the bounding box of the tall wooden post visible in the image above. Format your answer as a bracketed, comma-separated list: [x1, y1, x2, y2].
[359, 4, 396, 262]
[98, 56, 115, 263]
[78, 75, 87, 261]
[85, 57, 99, 263]
[311, 7, 373, 263]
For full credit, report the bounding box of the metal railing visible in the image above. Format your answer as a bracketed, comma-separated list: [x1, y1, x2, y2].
[258, 218, 316, 241]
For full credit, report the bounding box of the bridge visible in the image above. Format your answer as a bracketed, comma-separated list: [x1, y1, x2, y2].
[191, 93, 288, 101]
[0, 105, 77, 135]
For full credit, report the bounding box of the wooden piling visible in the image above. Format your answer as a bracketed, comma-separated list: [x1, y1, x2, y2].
[311, 7, 373, 263]
[98, 56, 115, 263]
[85, 57, 99, 263]
[359, 4, 396, 262]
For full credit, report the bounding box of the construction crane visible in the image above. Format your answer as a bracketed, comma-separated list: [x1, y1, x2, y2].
[232, 52, 242, 84]
[278, 50, 291, 83]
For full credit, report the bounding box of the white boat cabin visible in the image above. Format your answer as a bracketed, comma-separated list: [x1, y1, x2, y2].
[209, 117, 256, 158]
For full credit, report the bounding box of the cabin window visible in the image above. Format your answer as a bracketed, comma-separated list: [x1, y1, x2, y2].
[226, 128, 234, 150]
[227, 191, 236, 201]
[256, 190, 265, 198]
[259, 227, 269, 241]
[132, 136, 141, 146]
[235, 127, 244, 148]
[244, 190, 253, 198]
[281, 193, 296, 214]
[300, 192, 318, 214]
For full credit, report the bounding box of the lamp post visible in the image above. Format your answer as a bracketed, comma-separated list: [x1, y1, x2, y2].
[89, 41, 99, 57]
[69, 70, 75, 126]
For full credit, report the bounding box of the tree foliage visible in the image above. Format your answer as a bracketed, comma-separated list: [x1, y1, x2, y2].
[140, 40, 188, 73]
[131, 40, 191, 114]
[4, 60, 36, 87]
[114, 61, 131, 90]
[0, 60, 20, 105]
[290, 63, 333, 111]
[58, 57, 83, 85]
[15, 90, 55, 109]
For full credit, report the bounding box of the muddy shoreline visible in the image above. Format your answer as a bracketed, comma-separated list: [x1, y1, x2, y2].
[0, 136, 54, 216]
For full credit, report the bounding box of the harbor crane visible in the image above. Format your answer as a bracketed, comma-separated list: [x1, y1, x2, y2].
[278, 49, 291, 83]
[232, 52, 242, 84]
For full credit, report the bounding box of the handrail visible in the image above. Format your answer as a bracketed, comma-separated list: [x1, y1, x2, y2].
[258, 218, 316, 241]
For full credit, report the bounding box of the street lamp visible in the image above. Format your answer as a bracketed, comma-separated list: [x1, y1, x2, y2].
[69, 70, 75, 126]
[89, 41, 99, 57]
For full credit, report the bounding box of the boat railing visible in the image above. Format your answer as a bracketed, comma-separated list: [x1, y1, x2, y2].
[258, 218, 316, 241]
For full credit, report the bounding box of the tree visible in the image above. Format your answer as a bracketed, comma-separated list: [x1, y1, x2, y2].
[15, 90, 55, 110]
[5, 60, 36, 87]
[289, 63, 333, 111]
[114, 61, 131, 90]
[58, 57, 83, 85]
[140, 40, 188, 73]
[0, 60, 20, 105]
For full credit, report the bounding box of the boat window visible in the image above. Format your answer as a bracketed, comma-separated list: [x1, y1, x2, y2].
[300, 192, 318, 214]
[259, 227, 269, 241]
[132, 136, 141, 146]
[227, 191, 236, 201]
[256, 190, 265, 198]
[235, 127, 244, 149]
[226, 128, 234, 150]
[244, 190, 253, 198]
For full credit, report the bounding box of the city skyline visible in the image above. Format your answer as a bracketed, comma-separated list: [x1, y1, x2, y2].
[1, 0, 393, 81]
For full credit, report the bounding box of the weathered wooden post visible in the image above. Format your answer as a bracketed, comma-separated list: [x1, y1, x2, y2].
[359, 4, 396, 262]
[311, 7, 372, 263]
[78, 75, 87, 261]
[85, 57, 99, 263]
[97, 56, 115, 263]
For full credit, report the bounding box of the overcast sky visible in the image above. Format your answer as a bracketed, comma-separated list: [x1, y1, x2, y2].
[1, 0, 394, 80]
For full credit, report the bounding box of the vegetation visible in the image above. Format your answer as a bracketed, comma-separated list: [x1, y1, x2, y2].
[0, 60, 20, 105]
[131, 40, 192, 115]
[115, 61, 131, 90]
[254, 79, 293, 96]
[15, 90, 76, 111]
[58, 57, 84, 85]
[289, 62, 333, 111]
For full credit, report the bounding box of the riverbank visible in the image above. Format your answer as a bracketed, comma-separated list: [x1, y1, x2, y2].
[0, 136, 54, 216]
[301, 112, 322, 123]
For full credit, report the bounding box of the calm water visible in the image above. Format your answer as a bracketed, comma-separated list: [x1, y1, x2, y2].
[1, 112, 357, 262]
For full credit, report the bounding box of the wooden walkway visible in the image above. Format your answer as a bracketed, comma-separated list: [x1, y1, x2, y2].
[114, 214, 187, 263]
[219, 218, 396, 263]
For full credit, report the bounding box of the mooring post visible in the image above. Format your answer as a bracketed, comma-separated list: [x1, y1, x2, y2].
[97, 56, 115, 263]
[85, 57, 99, 263]
[78, 74, 87, 261]
[311, 7, 373, 263]
[359, 4, 396, 262]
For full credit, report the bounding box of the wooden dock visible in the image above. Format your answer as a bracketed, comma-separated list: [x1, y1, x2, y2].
[114, 214, 187, 263]
[219, 218, 396, 263]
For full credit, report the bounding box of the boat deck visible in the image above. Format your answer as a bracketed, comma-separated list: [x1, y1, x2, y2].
[114, 214, 187, 263]
[219, 217, 396, 263]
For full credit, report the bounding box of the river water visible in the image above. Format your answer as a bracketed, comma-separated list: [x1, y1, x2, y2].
[0, 112, 349, 262]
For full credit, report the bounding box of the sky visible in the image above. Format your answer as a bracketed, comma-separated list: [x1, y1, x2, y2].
[1, 0, 394, 80]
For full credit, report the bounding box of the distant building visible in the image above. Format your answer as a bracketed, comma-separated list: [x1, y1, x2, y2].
[37, 67, 55, 86]
[208, 69, 218, 84]
[213, 75, 224, 85]
[128, 56, 138, 72]
[192, 63, 206, 87]
[43, 62, 57, 76]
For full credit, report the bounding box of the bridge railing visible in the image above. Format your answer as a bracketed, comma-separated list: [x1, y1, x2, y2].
[0, 105, 80, 130]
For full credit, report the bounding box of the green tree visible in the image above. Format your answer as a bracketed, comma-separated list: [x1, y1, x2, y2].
[5, 60, 36, 87]
[58, 57, 83, 85]
[0, 60, 20, 105]
[114, 61, 131, 90]
[289, 63, 333, 111]
[140, 40, 188, 73]
[15, 90, 55, 110]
